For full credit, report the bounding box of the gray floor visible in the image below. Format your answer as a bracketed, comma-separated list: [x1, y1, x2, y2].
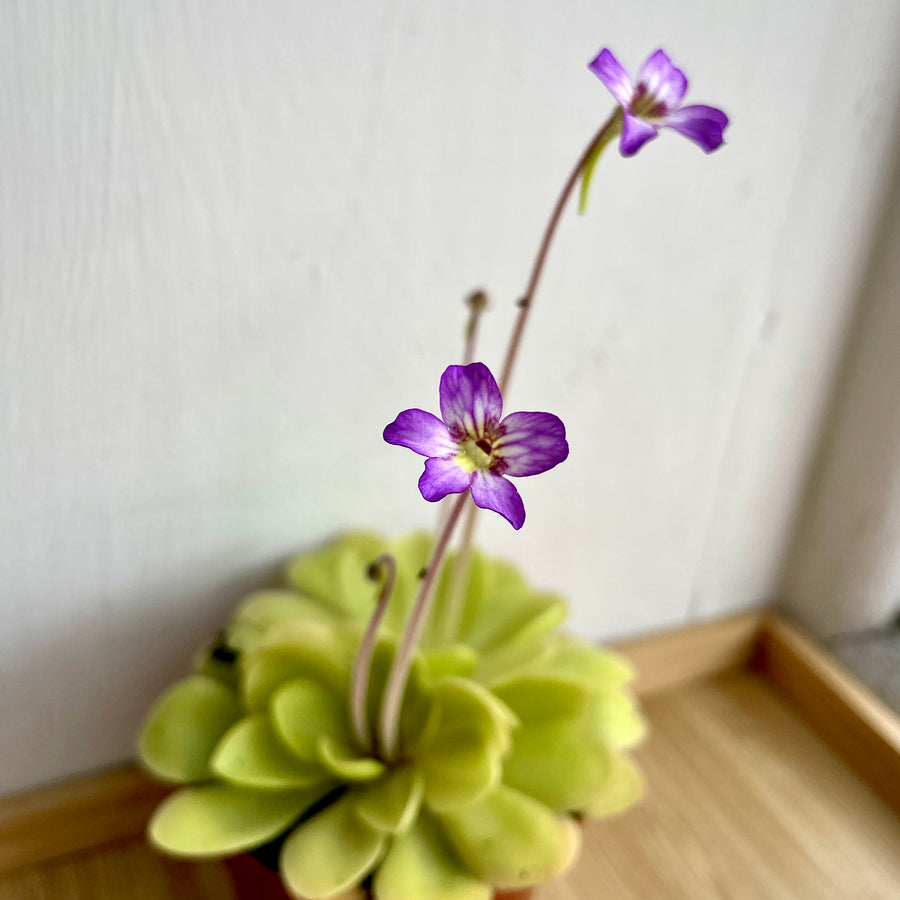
[828, 623, 900, 715]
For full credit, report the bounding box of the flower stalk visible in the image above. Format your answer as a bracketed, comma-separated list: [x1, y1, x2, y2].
[498, 110, 620, 395]
[377, 46, 729, 766]
[378, 491, 470, 760]
[443, 112, 621, 629]
[349, 553, 397, 752]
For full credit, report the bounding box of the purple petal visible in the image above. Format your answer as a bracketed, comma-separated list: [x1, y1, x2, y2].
[384, 409, 457, 457]
[636, 49, 688, 112]
[439, 363, 503, 440]
[664, 105, 729, 153]
[587, 48, 633, 108]
[418, 457, 472, 503]
[469, 471, 526, 530]
[495, 411, 569, 477]
[620, 113, 658, 156]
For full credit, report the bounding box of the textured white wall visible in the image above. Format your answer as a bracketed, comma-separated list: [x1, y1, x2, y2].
[782, 145, 900, 637]
[2, 1, 900, 795]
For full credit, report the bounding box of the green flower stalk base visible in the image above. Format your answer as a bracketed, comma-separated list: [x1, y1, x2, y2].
[138, 532, 646, 900]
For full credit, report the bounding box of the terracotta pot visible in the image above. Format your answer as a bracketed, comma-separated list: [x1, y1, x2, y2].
[224, 854, 534, 899]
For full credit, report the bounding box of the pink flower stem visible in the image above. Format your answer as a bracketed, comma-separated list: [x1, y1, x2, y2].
[498, 111, 619, 395]
[378, 491, 470, 760]
[350, 554, 397, 752]
[443, 113, 621, 634]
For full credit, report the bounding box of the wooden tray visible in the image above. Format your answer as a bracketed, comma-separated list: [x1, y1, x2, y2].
[1, 613, 898, 898]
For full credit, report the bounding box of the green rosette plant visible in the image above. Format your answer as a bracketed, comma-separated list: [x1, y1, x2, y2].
[140, 533, 645, 899]
[138, 45, 727, 900]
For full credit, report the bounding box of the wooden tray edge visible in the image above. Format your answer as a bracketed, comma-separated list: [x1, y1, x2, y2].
[1, 609, 896, 875]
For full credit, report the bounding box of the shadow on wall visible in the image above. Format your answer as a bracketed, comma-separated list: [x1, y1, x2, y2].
[0, 548, 291, 799]
[779, 133, 900, 637]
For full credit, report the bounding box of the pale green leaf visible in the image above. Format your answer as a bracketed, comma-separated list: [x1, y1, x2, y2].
[241, 622, 354, 711]
[210, 714, 329, 789]
[227, 590, 341, 653]
[270, 678, 350, 761]
[374, 814, 490, 900]
[280, 796, 387, 899]
[492, 675, 592, 723]
[440, 785, 581, 889]
[478, 594, 568, 655]
[581, 752, 644, 817]
[423, 644, 479, 680]
[543, 638, 636, 689]
[149, 783, 322, 858]
[430, 676, 518, 756]
[355, 766, 424, 834]
[421, 729, 501, 813]
[503, 719, 611, 812]
[285, 532, 387, 619]
[138, 675, 242, 783]
[590, 691, 647, 749]
[316, 735, 385, 782]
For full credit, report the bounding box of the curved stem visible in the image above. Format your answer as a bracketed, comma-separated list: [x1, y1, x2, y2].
[498, 111, 620, 395]
[349, 554, 397, 752]
[378, 492, 470, 760]
[443, 115, 620, 632]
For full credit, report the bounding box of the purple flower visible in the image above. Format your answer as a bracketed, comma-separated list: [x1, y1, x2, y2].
[384, 363, 568, 530]
[589, 48, 728, 157]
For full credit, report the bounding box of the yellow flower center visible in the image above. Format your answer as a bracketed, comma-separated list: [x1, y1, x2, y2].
[455, 437, 495, 473]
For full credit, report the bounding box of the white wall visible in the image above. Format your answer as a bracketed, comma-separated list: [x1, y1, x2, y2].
[2, 1, 900, 795]
[782, 144, 900, 637]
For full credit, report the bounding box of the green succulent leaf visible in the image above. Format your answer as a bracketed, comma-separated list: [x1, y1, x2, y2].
[148, 783, 322, 858]
[502, 718, 612, 812]
[280, 796, 387, 899]
[431, 676, 518, 756]
[423, 644, 479, 680]
[285, 532, 387, 620]
[374, 814, 491, 900]
[241, 622, 354, 711]
[192, 640, 241, 689]
[590, 691, 647, 749]
[440, 785, 581, 889]
[493, 675, 592, 723]
[452, 552, 568, 656]
[355, 766, 424, 835]
[478, 593, 568, 655]
[138, 675, 242, 783]
[581, 752, 645, 817]
[475, 635, 556, 687]
[455, 553, 532, 649]
[227, 590, 341, 652]
[543, 638, 635, 689]
[270, 678, 350, 761]
[210, 714, 328, 790]
[316, 735, 385, 782]
[421, 729, 501, 813]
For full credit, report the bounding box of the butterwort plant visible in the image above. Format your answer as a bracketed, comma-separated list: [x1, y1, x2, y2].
[138, 45, 728, 900]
